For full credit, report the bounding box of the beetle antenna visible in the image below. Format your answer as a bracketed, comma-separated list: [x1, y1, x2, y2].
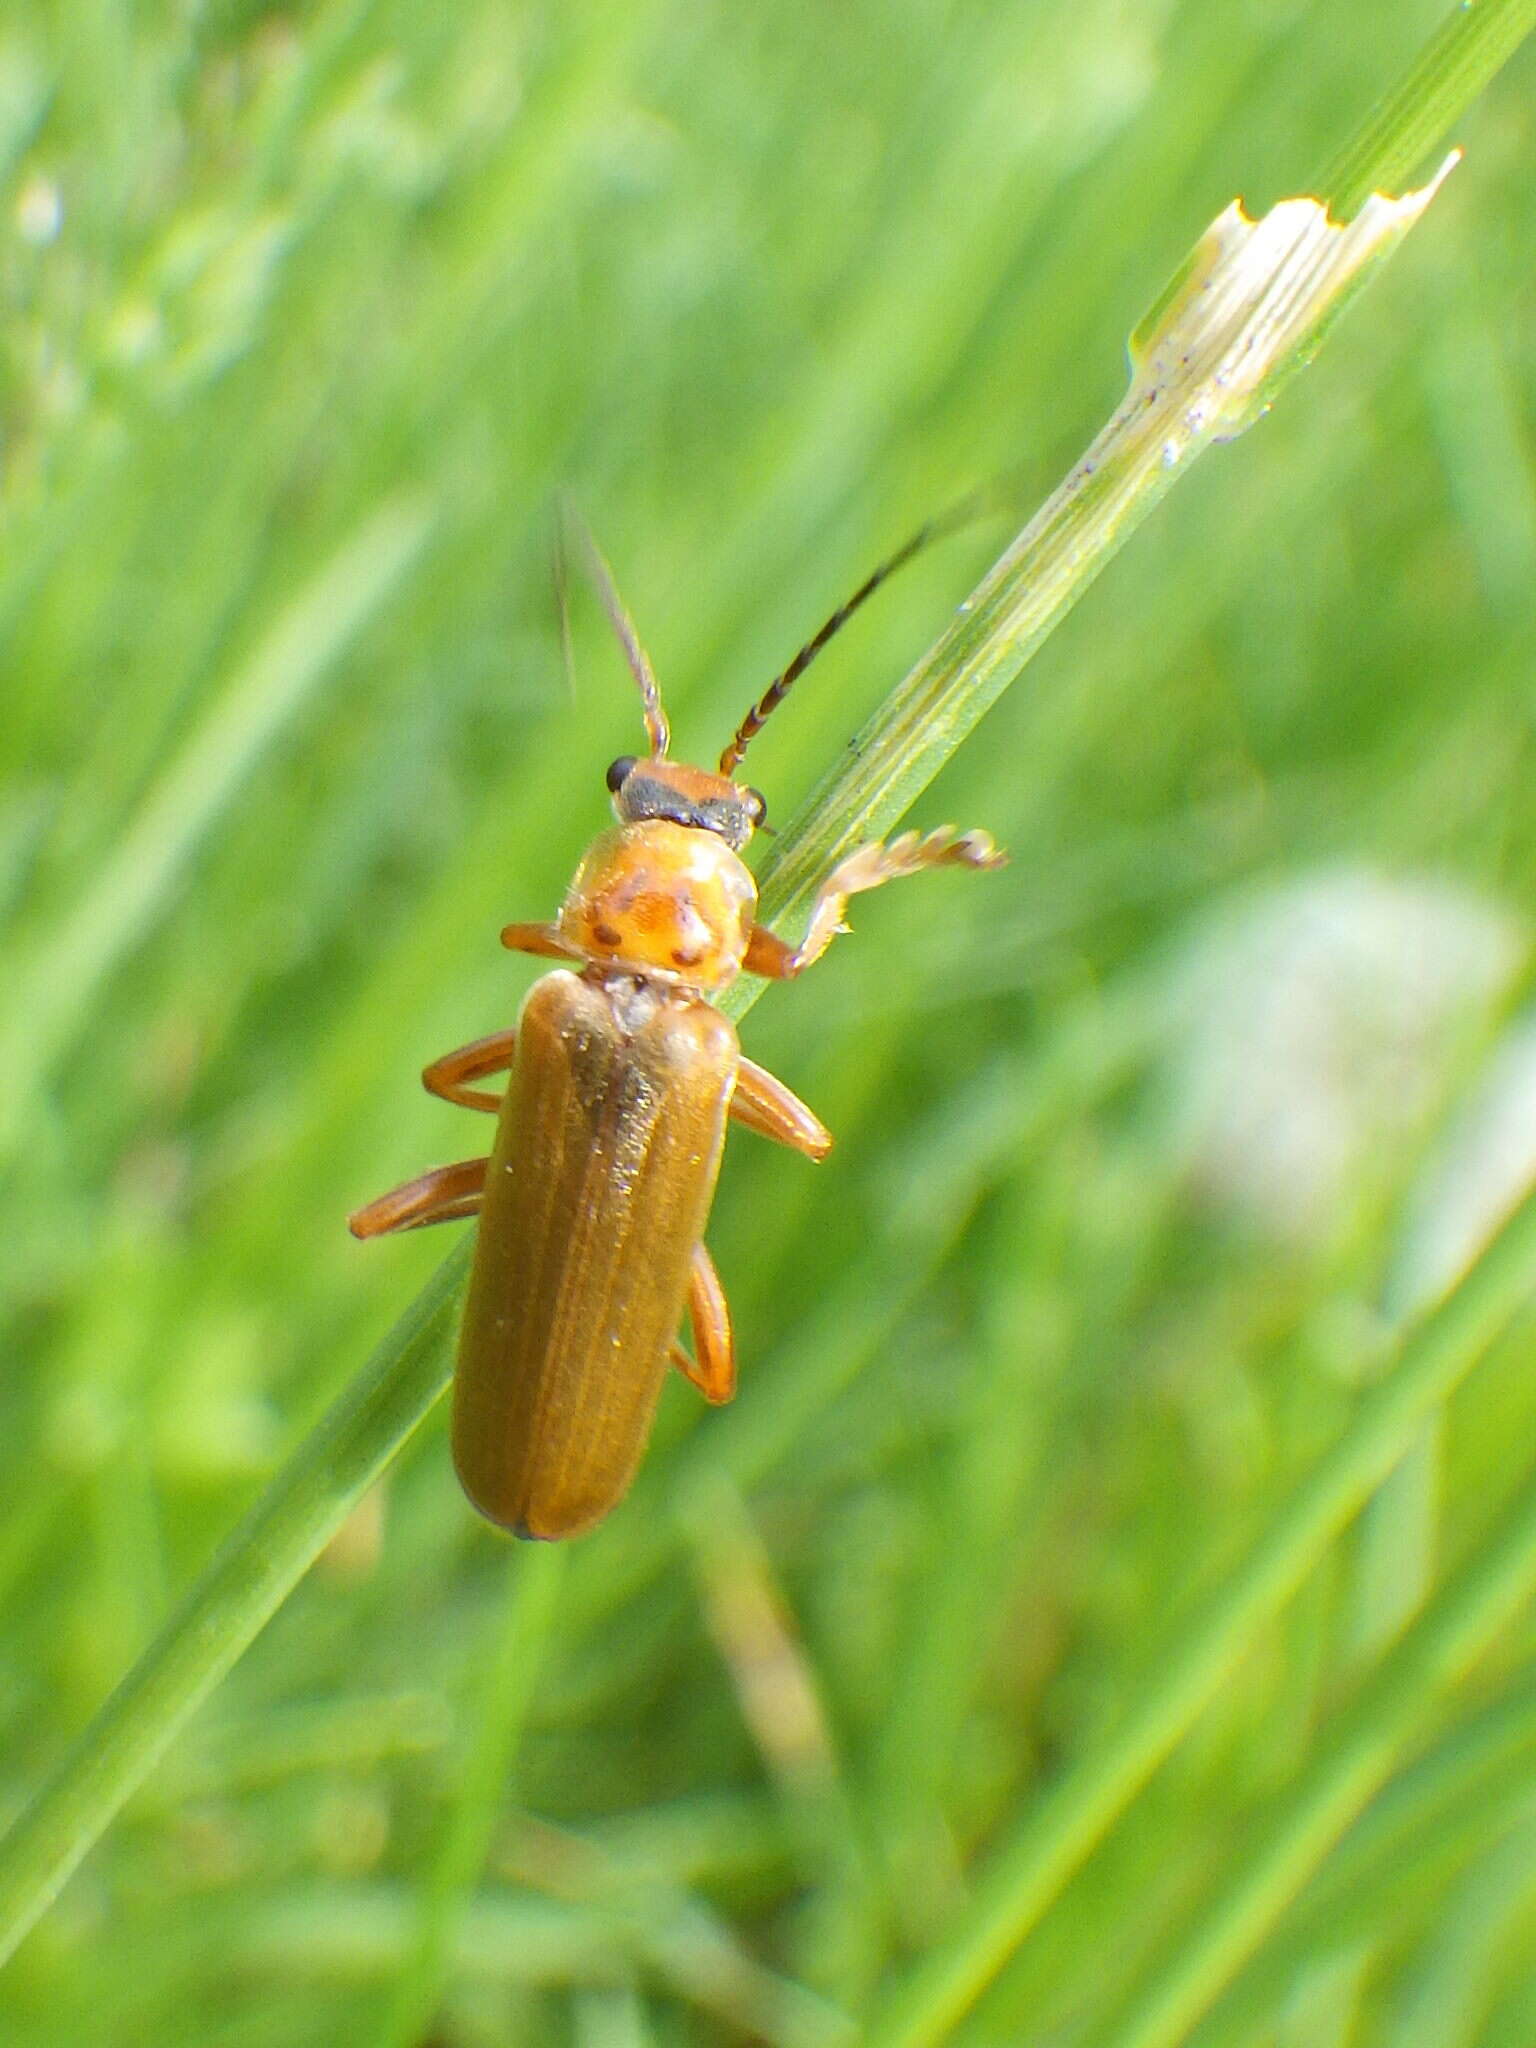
[561, 501, 670, 758]
[718, 477, 1018, 777]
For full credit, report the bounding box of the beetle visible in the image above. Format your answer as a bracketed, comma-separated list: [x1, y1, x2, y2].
[349, 516, 1004, 1538]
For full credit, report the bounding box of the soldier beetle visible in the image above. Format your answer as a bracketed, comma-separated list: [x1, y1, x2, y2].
[350, 514, 1004, 1538]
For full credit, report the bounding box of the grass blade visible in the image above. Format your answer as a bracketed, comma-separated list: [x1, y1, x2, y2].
[1094, 1459, 1536, 2048]
[862, 1177, 1536, 2048]
[0, 494, 435, 1160]
[0, 1242, 466, 1966]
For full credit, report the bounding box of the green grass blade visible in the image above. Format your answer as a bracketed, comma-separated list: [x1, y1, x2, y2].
[376, 1541, 568, 2048]
[0, 1240, 466, 1968]
[862, 1178, 1536, 2048]
[1319, 0, 1536, 217]
[0, 494, 435, 1161]
[1094, 1460, 1536, 2048]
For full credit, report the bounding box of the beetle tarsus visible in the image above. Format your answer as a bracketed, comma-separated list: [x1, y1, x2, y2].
[671, 1243, 736, 1403]
[348, 1156, 488, 1237]
[746, 824, 1006, 981]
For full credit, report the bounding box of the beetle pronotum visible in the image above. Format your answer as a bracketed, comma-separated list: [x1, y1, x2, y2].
[350, 515, 1004, 1538]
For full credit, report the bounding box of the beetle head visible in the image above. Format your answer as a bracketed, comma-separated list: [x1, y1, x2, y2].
[605, 755, 766, 853]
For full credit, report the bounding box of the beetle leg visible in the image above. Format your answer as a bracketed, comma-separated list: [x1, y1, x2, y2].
[348, 1157, 488, 1238]
[670, 1243, 736, 1404]
[423, 1028, 519, 1112]
[743, 825, 1004, 980]
[730, 1057, 832, 1160]
[500, 921, 582, 962]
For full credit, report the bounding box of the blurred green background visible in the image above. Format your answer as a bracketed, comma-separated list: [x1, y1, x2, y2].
[4, 1, 1536, 2043]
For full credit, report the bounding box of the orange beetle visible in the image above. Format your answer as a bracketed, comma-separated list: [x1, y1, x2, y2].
[350, 519, 1003, 1537]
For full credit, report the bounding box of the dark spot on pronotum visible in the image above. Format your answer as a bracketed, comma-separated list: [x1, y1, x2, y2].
[594, 922, 623, 946]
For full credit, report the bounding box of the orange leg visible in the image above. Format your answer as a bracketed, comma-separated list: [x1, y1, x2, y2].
[423, 1028, 518, 1113]
[348, 1157, 488, 1239]
[671, 1243, 735, 1403]
[501, 921, 582, 962]
[730, 1057, 832, 1160]
[743, 825, 1004, 980]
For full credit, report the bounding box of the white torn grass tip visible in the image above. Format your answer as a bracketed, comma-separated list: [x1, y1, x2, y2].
[1106, 154, 1461, 473]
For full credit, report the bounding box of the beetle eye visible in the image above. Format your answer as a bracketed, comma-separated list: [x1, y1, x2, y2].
[743, 786, 767, 825]
[605, 755, 638, 794]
